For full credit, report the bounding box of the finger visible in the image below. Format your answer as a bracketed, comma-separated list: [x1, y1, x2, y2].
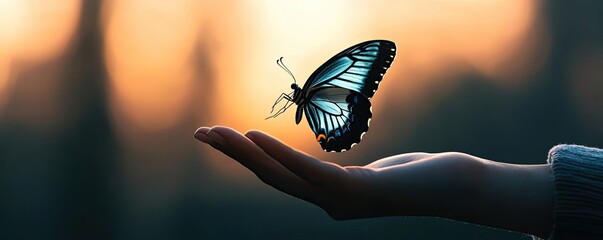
[194, 126, 212, 143]
[245, 130, 344, 186]
[196, 126, 319, 202]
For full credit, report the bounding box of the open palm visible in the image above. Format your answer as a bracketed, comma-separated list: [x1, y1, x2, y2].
[194, 126, 552, 238]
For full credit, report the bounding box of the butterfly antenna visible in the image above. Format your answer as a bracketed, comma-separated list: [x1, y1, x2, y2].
[276, 57, 297, 84]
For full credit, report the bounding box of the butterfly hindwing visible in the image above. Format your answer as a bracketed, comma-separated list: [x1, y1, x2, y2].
[303, 87, 372, 152]
[303, 40, 396, 99]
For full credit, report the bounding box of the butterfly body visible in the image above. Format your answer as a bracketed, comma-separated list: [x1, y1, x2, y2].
[289, 84, 305, 124]
[269, 40, 396, 152]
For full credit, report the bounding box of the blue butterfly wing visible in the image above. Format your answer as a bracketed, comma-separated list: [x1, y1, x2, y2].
[303, 88, 372, 152]
[300, 40, 395, 152]
[302, 40, 396, 99]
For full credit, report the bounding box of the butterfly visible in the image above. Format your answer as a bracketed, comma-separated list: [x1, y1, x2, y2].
[266, 40, 396, 152]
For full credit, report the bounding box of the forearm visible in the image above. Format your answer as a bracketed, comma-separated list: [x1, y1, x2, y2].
[468, 161, 554, 238]
[376, 154, 554, 238]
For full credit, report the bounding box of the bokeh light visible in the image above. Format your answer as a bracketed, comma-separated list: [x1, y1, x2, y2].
[0, 0, 80, 110]
[103, 0, 201, 131]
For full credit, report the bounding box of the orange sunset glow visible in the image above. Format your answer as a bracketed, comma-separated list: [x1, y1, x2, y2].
[200, 0, 545, 157]
[0, 0, 548, 169]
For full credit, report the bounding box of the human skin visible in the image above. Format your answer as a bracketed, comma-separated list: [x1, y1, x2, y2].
[194, 126, 554, 239]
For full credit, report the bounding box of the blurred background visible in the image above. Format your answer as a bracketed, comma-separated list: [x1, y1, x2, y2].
[0, 0, 601, 239]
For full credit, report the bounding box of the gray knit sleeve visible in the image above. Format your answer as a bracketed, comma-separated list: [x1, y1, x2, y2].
[547, 144, 603, 240]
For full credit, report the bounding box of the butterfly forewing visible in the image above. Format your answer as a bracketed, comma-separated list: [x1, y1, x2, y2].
[303, 40, 396, 99]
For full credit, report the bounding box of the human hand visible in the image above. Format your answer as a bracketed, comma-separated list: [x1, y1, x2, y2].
[194, 126, 553, 238]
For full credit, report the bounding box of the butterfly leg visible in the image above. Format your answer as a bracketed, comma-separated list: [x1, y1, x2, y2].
[266, 100, 295, 120]
[270, 92, 294, 113]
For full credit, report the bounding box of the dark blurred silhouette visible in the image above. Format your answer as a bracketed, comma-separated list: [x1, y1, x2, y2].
[1, 1, 119, 239]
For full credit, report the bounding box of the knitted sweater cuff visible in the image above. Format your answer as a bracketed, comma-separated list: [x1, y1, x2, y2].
[547, 144, 603, 239]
